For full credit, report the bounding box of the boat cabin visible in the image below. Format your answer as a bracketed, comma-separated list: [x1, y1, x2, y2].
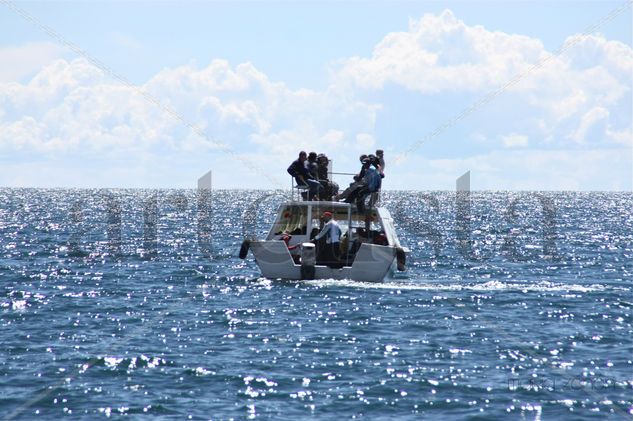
[266, 201, 394, 267]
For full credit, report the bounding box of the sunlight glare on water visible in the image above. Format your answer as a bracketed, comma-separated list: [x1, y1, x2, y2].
[0, 189, 631, 419]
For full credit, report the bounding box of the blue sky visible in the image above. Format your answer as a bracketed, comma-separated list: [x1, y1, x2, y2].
[1, 1, 631, 190]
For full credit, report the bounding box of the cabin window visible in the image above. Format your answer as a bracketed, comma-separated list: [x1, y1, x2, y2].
[308, 205, 351, 238]
[270, 205, 307, 236]
[346, 212, 387, 246]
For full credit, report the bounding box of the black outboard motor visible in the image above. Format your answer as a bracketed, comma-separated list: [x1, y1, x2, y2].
[238, 239, 250, 259]
[396, 247, 406, 271]
[300, 243, 316, 279]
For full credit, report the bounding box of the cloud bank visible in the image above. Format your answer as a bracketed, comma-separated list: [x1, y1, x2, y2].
[0, 10, 630, 189]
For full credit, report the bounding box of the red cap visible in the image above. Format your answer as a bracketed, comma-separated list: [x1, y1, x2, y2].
[322, 211, 333, 218]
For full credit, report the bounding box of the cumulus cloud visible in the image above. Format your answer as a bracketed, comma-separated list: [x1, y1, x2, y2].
[398, 148, 631, 191]
[0, 58, 378, 161]
[0, 41, 68, 83]
[337, 10, 547, 93]
[501, 133, 529, 148]
[0, 10, 630, 189]
[337, 10, 632, 150]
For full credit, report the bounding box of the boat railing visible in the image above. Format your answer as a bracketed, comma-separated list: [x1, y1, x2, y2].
[290, 161, 382, 207]
[290, 177, 310, 201]
[331, 171, 382, 207]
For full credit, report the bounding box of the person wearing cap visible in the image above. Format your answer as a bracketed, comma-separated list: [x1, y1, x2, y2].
[312, 211, 341, 266]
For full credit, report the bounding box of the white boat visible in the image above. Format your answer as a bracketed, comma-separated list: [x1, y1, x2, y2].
[240, 199, 407, 282]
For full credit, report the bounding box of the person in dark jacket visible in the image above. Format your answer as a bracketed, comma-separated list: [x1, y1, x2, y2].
[353, 154, 369, 182]
[287, 151, 322, 200]
[353, 163, 382, 212]
[316, 154, 329, 181]
[345, 155, 383, 212]
[307, 152, 319, 179]
[316, 154, 338, 201]
[337, 155, 370, 201]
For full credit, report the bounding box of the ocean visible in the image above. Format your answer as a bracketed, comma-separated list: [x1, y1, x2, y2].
[0, 189, 631, 420]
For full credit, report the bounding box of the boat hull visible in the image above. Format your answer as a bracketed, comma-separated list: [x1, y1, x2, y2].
[249, 240, 396, 283]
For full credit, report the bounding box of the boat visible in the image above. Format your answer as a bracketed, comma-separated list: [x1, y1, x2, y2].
[239, 188, 407, 282]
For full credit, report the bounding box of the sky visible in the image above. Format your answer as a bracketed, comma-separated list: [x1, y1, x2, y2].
[0, 0, 631, 190]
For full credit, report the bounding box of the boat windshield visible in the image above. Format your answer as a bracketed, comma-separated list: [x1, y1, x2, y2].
[267, 203, 387, 246]
[269, 204, 308, 237]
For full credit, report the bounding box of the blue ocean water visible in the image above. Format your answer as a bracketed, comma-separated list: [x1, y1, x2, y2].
[0, 189, 631, 420]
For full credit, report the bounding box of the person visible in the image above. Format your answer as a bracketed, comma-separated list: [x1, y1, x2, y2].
[317, 154, 338, 201]
[336, 154, 370, 201]
[280, 231, 301, 263]
[311, 211, 341, 266]
[376, 149, 385, 172]
[347, 156, 383, 212]
[279, 231, 300, 250]
[353, 154, 369, 182]
[306, 152, 319, 180]
[287, 151, 322, 200]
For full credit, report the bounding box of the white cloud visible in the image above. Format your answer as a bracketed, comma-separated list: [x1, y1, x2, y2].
[337, 11, 632, 151]
[0, 41, 67, 83]
[0, 10, 630, 190]
[395, 148, 632, 191]
[0, 58, 377, 160]
[355, 133, 375, 151]
[338, 10, 547, 94]
[606, 127, 632, 146]
[568, 106, 609, 143]
[501, 133, 529, 148]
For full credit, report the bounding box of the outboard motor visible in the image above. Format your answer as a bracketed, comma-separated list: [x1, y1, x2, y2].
[238, 239, 250, 259]
[396, 247, 406, 271]
[300, 243, 316, 280]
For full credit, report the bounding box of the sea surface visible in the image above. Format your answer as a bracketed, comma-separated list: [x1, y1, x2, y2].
[0, 189, 631, 420]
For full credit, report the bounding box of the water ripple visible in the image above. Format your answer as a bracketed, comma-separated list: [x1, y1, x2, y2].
[0, 189, 631, 419]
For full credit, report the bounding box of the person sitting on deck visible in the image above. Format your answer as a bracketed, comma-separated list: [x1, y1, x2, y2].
[287, 151, 322, 200]
[336, 154, 369, 201]
[317, 154, 339, 201]
[280, 231, 301, 263]
[306, 152, 319, 180]
[347, 155, 383, 213]
[353, 154, 369, 182]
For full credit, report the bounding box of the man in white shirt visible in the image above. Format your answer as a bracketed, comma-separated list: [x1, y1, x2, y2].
[312, 211, 341, 266]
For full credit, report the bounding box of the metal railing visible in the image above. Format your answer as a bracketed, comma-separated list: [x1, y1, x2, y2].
[289, 161, 382, 207]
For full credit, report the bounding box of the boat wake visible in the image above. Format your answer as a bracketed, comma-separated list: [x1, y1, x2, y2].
[300, 279, 625, 293]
